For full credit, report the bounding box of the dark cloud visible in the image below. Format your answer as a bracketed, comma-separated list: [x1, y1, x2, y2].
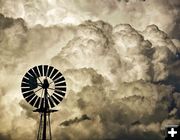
[117, 0, 146, 2]
[114, 131, 163, 140]
[131, 120, 141, 126]
[60, 114, 91, 127]
[0, 133, 11, 140]
[19, 100, 37, 120]
[0, 13, 26, 30]
[168, 0, 180, 39]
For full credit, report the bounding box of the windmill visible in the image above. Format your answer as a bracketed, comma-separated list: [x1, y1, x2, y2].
[21, 65, 66, 140]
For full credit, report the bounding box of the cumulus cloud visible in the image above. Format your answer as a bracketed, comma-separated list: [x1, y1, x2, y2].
[50, 20, 180, 140]
[0, 8, 179, 140]
[0, 14, 75, 140]
[0, 0, 179, 39]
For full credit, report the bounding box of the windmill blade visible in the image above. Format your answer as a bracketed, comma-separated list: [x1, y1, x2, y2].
[34, 97, 41, 108]
[54, 90, 65, 97]
[29, 77, 38, 89]
[22, 77, 30, 84]
[46, 92, 56, 108]
[52, 72, 62, 81]
[22, 78, 37, 90]
[28, 68, 36, 78]
[40, 98, 44, 109]
[47, 97, 55, 108]
[33, 66, 40, 77]
[38, 65, 43, 76]
[54, 76, 65, 83]
[22, 90, 34, 98]
[22, 87, 33, 93]
[27, 68, 40, 88]
[31, 66, 43, 85]
[29, 95, 38, 107]
[51, 95, 60, 105]
[53, 93, 63, 102]
[21, 82, 30, 88]
[22, 72, 38, 89]
[24, 72, 33, 80]
[55, 87, 66, 92]
[47, 66, 54, 77]
[25, 93, 36, 103]
[43, 65, 48, 77]
[55, 81, 66, 87]
[50, 68, 58, 79]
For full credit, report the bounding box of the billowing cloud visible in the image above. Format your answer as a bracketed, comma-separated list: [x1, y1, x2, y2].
[0, 1, 179, 140]
[50, 20, 180, 140]
[0, 14, 75, 140]
[0, 0, 179, 39]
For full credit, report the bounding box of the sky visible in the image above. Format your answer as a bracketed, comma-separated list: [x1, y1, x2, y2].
[0, 0, 180, 140]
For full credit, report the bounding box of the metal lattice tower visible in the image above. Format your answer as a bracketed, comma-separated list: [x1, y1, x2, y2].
[21, 65, 66, 140]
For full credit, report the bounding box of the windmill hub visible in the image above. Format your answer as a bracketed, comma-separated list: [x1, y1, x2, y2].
[42, 78, 49, 89]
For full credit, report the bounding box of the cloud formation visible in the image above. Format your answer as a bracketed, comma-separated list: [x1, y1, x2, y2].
[50, 20, 180, 140]
[60, 114, 91, 127]
[0, 1, 179, 140]
[0, 14, 75, 140]
[0, 0, 179, 39]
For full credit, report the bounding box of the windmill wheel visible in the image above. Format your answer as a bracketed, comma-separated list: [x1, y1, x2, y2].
[21, 65, 66, 109]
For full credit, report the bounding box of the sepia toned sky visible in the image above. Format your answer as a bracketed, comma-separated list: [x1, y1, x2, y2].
[0, 0, 180, 140]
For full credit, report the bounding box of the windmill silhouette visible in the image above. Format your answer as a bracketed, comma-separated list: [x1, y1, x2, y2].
[21, 65, 66, 140]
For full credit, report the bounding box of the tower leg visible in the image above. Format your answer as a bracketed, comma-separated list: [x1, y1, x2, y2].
[36, 81, 55, 140]
[37, 114, 43, 140]
[42, 111, 46, 140]
[48, 113, 52, 140]
[37, 112, 52, 140]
